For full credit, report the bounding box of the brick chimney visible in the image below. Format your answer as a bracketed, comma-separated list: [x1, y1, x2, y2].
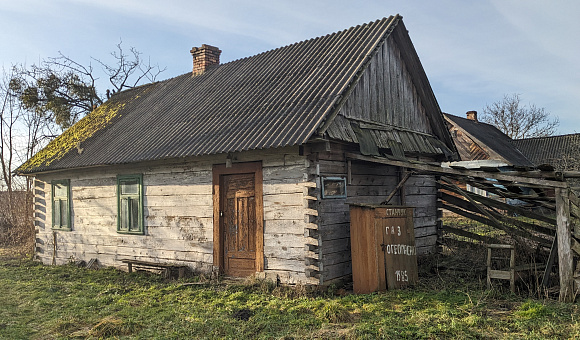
[466, 110, 478, 122]
[190, 44, 221, 76]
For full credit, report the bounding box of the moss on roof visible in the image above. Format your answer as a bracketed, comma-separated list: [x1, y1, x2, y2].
[17, 98, 128, 173]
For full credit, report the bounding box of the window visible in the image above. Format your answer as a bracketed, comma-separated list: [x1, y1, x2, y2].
[52, 180, 71, 230]
[321, 177, 347, 199]
[117, 174, 144, 234]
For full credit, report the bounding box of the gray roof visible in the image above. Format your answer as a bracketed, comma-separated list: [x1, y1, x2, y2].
[444, 113, 534, 167]
[513, 133, 580, 169]
[18, 15, 453, 175]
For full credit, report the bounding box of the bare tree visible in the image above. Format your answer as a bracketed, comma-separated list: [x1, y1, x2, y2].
[93, 40, 165, 93]
[10, 41, 165, 130]
[0, 67, 21, 195]
[481, 94, 559, 139]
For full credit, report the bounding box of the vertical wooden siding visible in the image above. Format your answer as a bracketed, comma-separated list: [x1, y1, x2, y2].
[337, 35, 432, 134]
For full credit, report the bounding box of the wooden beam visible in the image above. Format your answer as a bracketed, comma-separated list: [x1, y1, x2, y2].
[382, 170, 413, 205]
[440, 177, 506, 229]
[555, 187, 574, 302]
[438, 181, 557, 225]
[441, 224, 500, 244]
[439, 200, 551, 246]
[542, 235, 558, 288]
[345, 153, 568, 188]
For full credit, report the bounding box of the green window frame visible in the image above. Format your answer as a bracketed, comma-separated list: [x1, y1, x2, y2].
[51, 179, 71, 230]
[117, 174, 144, 234]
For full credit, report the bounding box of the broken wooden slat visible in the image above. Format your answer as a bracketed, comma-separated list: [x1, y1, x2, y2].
[542, 235, 558, 288]
[439, 202, 552, 246]
[439, 181, 557, 225]
[441, 224, 499, 244]
[381, 170, 414, 205]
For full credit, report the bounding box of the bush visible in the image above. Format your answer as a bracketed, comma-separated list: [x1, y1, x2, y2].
[0, 190, 34, 253]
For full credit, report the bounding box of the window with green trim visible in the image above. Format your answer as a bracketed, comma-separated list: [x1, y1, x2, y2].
[52, 180, 71, 230]
[117, 174, 144, 234]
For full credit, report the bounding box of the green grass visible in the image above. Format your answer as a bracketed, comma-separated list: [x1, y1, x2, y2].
[1, 258, 579, 339]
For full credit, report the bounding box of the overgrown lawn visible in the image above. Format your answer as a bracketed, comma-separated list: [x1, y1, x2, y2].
[1, 258, 579, 339]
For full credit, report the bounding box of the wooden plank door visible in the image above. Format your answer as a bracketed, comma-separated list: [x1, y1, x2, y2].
[222, 173, 257, 277]
[374, 207, 418, 289]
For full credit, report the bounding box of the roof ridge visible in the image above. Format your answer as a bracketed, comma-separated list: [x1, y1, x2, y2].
[197, 16, 396, 71]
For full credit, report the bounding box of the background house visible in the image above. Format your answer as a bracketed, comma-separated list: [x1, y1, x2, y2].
[17, 15, 457, 285]
[513, 133, 580, 171]
[444, 111, 533, 168]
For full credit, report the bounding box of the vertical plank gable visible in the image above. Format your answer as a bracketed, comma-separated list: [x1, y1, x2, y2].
[337, 34, 432, 134]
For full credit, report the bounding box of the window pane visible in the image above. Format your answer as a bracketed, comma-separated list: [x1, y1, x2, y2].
[121, 179, 139, 195]
[60, 199, 68, 227]
[54, 199, 61, 226]
[121, 198, 129, 230]
[129, 198, 140, 231]
[54, 183, 67, 197]
[322, 177, 346, 198]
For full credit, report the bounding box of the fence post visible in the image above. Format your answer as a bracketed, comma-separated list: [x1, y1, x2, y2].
[556, 187, 574, 302]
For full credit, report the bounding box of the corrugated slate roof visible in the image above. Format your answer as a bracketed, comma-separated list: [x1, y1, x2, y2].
[444, 113, 534, 167]
[18, 15, 451, 175]
[513, 133, 580, 169]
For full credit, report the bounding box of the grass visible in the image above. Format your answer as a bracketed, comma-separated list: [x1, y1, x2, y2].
[1, 256, 580, 339]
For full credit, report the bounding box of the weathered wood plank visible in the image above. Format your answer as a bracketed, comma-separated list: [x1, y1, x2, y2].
[264, 219, 306, 235]
[556, 187, 574, 302]
[322, 261, 352, 282]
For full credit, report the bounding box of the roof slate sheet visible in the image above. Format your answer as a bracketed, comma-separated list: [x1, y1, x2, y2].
[513, 133, 580, 169]
[19, 16, 402, 174]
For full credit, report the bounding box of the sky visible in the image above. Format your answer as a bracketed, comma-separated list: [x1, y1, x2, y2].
[0, 0, 578, 135]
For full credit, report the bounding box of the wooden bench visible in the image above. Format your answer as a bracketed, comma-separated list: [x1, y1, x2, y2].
[487, 244, 545, 292]
[120, 259, 187, 279]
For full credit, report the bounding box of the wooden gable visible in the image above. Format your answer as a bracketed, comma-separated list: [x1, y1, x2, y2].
[336, 33, 432, 134]
[321, 20, 457, 160]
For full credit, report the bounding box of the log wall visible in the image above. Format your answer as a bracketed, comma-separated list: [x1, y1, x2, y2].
[34, 146, 318, 284]
[305, 142, 438, 284]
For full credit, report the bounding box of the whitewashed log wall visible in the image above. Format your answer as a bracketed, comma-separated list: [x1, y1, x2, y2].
[33, 146, 318, 284]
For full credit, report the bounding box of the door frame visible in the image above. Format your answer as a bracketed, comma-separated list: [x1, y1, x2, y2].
[212, 161, 264, 274]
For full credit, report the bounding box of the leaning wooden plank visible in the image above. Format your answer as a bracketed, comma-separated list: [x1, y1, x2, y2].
[382, 171, 414, 204]
[570, 200, 580, 219]
[438, 189, 556, 236]
[569, 191, 580, 208]
[441, 225, 499, 244]
[439, 181, 557, 225]
[488, 209, 556, 237]
[439, 191, 555, 236]
[440, 203, 551, 246]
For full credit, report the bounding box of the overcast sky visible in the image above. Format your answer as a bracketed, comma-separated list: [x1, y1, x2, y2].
[0, 0, 578, 135]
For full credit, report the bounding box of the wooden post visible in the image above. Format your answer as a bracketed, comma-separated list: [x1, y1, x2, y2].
[556, 187, 574, 302]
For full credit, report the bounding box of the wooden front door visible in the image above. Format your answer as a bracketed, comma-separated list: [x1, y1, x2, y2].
[213, 161, 264, 277]
[222, 173, 257, 276]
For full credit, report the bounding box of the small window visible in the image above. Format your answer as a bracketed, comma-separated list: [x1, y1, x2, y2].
[52, 180, 71, 230]
[321, 177, 347, 199]
[117, 174, 144, 234]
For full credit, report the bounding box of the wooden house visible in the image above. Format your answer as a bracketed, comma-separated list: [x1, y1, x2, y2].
[444, 112, 533, 168]
[16, 15, 458, 285]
